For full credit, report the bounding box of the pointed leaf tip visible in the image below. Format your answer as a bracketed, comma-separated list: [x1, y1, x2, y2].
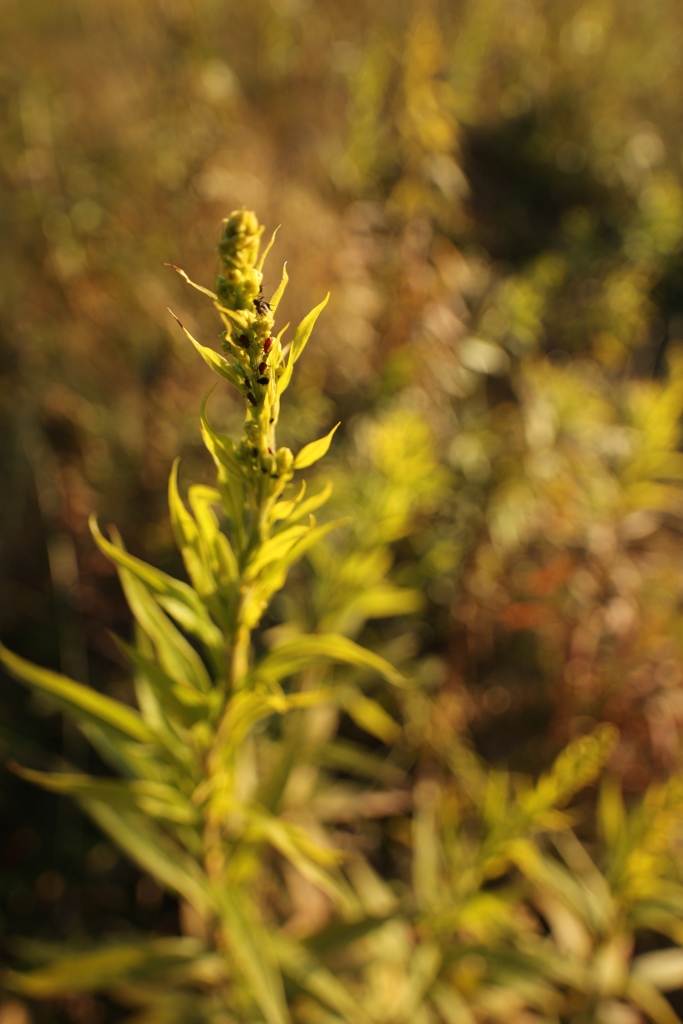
[294, 422, 341, 470]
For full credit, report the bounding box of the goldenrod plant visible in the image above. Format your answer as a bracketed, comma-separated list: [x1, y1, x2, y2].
[5, 213, 683, 1024]
[0, 211, 407, 1023]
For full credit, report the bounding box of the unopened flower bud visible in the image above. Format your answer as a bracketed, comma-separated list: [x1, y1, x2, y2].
[275, 447, 294, 477]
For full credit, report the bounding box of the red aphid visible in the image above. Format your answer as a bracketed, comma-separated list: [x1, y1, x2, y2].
[263, 337, 272, 354]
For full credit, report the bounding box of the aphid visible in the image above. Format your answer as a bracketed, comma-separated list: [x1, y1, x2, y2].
[258, 361, 268, 374]
[254, 295, 271, 316]
[246, 392, 256, 406]
[238, 334, 250, 349]
[263, 337, 272, 354]
[257, 375, 269, 385]
[251, 447, 258, 457]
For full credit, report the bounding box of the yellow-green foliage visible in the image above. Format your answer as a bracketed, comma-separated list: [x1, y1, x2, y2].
[4, 214, 683, 1024]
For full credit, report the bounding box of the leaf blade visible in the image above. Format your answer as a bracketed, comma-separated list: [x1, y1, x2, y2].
[0, 643, 153, 743]
[293, 423, 341, 470]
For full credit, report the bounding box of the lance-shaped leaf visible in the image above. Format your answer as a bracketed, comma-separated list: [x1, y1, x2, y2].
[243, 807, 355, 914]
[270, 261, 288, 310]
[215, 302, 251, 333]
[241, 520, 348, 629]
[3, 937, 211, 1000]
[200, 394, 247, 479]
[83, 800, 212, 914]
[277, 480, 333, 524]
[215, 889, 291, 1024]
[385, 941, 442, 1024]
[519, 723, 619, 818]
[11, 765, 199, 826]
[273, 933, 374, 1024]
[165, 263, 218, 300]
[272, 479, 307, 521]
[91, 516, 224, 662]
[340, 687, 401, 744]
[257, 226, 280, 272]
[251, 633, 409, 688]
[293, 423, 341, 470]
[245, 522, 311, 580]
[105, 549, 213, 696]
[278, 294, 330, 395]
[0, 643, 153, 743]
[626, 976, 683, 1024]
[168, 459, 216, 597]
[168, 309, 242, 390]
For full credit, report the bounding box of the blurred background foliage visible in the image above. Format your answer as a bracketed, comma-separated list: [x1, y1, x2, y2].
[4, 0, 683, 1020]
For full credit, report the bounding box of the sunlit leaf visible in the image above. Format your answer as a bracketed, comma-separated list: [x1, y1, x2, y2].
[215, 889, 291, 1024]
[83, 800, 211, 914]
[293, 423, 341, 470]
[252, 633, 409, 688]
[168, 309, 242, 389]
[0, 643, 153, 743]
[90, 516, 224, 662]
[278, 294, 330, 394]
[270, 261, 288, 310]
[11, 765, 199, 826]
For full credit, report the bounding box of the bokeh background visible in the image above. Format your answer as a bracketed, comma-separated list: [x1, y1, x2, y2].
[4, 0, 683, 1019]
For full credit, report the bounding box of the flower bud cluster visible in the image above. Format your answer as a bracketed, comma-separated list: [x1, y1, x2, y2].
[214, 210, 292, 488]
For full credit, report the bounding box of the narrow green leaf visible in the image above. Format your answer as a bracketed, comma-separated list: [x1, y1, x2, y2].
[283, 480, 333, 523]
[242, 520, 348, 629]
[3, 936, 210, 1001]
[4, 945, 156, 998]
[245, 819, 355, 915]
[430, 983, 477, 1024]
[168, 309, 242, 389]
[216, 889, 291, 1024]
[520, 724, 619, 817]
[200, 394, 247, 479]
[0, 643, 153, 743]
[599, 773, 627, 851]
[291, 293, 330, 363]
[341, 688, 401, 744]
[11, 765, 199, 826]
[105, 549, 213, 695]
[214, 302, 250, 332]
[340, 584, 424, 622]
[245, 523, 310, 580]
[188, 484, 239, 592]
[165, 263, 218, 300]
[304, 916, 393, 956]
[91, 516, 223, 659]
[278, 294, 330, 395]
[627, 976, 683, 1024]
[272, 479, 307, 521]
[387, 941, 442, 1024]
[293, 423, 341, 470]
[413, 779, 441, 912]
[273, 933, 373, 1024]
[116, 639, 208, 720]
[168, 459, 206, 582]
[252, 633, 409, 688]
[270, 261, 288, 310]
[318, 740, 406, 785]
[257, 226, 280, 272]
[83, 800, 212, 914]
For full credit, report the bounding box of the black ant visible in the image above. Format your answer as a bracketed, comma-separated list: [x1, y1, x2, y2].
[253, 293, 271, 316]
